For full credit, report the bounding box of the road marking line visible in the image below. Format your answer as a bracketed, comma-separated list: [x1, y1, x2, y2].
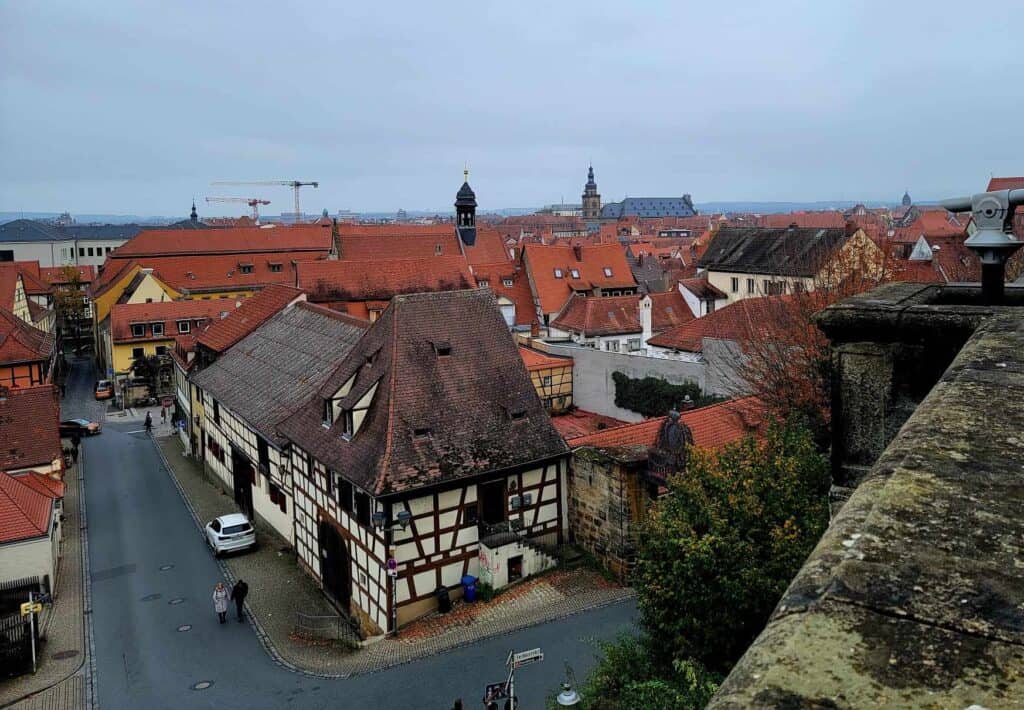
[126, 429, 147, 434]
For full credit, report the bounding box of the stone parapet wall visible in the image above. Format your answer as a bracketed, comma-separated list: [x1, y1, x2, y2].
[710, 296, 1024, 707]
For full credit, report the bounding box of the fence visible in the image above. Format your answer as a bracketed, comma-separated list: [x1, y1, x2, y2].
[293, 611, 360, 646]
[0, 577, 42, 615]
[0, 611, 36, 678]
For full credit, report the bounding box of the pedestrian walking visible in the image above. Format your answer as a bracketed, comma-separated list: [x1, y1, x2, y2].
[144, 411, 153, 434]
[213, 582, 229, 624]
[160, 406, 167, 425]
[230, 579, 249, 622]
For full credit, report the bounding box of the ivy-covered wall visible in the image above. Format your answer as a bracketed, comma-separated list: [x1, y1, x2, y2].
[611, 372, 722, 418]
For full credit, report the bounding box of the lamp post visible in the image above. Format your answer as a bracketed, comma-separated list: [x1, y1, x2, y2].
[556, 662, 581, 706]
[372, 508, 412, 635]
[940, 188, 1024, 305]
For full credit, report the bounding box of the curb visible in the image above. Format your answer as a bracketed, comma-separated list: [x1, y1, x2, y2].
[149, 434, 637, 679]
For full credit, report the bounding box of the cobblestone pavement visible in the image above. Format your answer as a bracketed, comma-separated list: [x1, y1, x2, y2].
[155, 433, 636, 677]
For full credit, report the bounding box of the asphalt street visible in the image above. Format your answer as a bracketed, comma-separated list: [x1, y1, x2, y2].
[64, 359, 638, 709]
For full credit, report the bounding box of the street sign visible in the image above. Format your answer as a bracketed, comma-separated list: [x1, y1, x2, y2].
[20, 602, 42, 616]
[483, 681, 509, 701]
[510, 647, 543, 669]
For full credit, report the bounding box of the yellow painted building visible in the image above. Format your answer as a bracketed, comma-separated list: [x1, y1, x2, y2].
[518, 345, 573, 414]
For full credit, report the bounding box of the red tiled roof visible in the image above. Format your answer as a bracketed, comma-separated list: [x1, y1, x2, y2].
[96, 253, 316, 296]
[335, 224, 511, 266]
[647, 296, 791, 352]
[14, 471, 65, 499]
[111, 299, 243, 343]
[518, 345, 572, 371]
[0, 472, 56, 544]
[195, 284, 304, 354]
[757, 211, 848, 229]
[297, 256, 475, 303]
[549, 408, 627, 440]
[552, 291, 692, 337]
[113, 225, 332, 258]
[9, 262, 50, 296]
[0, 265, 24, 312]
[40, 265, 96, 285]
[567, 396, 765, 451]
[0, 308, 54, 365]
[987, 177, 1024, 191]
[523, 243, 637, 314]
[0, 385, 62, 472]
[678, 277, 727, 300]
[472, 263, 536, 326]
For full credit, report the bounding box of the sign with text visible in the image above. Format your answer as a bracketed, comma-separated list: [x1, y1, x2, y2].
[483, 680, 509, 701]
[20, 602, 42, 616]
[510, 647, 543, 669]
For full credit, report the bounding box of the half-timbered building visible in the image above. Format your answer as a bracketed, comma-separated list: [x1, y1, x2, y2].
[278, 289, 570, 635]
[189, 301, 367, 542]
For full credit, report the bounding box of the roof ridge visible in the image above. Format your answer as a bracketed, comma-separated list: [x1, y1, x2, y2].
[374, 298, 401, 496]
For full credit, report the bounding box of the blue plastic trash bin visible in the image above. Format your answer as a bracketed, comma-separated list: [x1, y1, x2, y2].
[461, 575, 478, 603]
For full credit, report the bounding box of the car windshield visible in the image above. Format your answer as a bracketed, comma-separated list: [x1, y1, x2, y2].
[72, 419, 89, 425]
[223, 523, 251, 534]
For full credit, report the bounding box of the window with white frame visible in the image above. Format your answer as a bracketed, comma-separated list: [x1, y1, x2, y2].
[177, 320, 190, 334]
[603, 267, 613, 277]
[502, 278, 513, 287]
[553, 268, 563, 278]
[151, 322, 164, 336]
[570, 269, 580, 279]
[131, 324, 145, 338]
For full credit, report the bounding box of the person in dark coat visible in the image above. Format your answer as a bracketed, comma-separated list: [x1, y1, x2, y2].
[230, 579, 249, 622]
[144, 411, 153, 434]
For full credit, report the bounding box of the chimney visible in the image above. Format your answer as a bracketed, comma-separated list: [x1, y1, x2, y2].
[680, 394, 695, 411]
[639, 295, 653, 345]
[572, 244, 583, 261]
[530, 320, 541, 338]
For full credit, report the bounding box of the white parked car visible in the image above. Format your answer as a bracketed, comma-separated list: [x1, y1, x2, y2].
[205, 513, 256, 556]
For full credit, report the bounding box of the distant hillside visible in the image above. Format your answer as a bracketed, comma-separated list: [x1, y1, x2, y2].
[694, 201, 903, 214]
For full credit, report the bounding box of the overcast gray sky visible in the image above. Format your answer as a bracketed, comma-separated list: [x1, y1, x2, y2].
[1, 1, 1021, 216]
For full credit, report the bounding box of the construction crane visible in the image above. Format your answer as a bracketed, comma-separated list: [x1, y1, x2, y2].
[211, 180, 319, 221]
[205, 196, 271, 223]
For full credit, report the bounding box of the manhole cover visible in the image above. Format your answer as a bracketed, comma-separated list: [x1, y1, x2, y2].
[141, 593, 162, 602]
[159, 564, 174, 571]
[168, 597, 185, 605]
[177, 624, 192, 632]
[52, 650, 79, 660]
[192, 681, 213, 691]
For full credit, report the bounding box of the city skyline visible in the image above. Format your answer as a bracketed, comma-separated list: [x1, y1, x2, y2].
[2, 2, 1021, 214]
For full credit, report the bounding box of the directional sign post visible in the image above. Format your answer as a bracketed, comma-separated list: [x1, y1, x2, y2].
[511, 647, 544, 669]
[492, 647, 542, 708]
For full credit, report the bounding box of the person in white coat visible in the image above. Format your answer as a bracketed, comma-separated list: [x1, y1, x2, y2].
[213, 582, 229, 624]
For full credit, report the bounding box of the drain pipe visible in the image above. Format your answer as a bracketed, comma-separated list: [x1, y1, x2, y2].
[940, 189, 1024, 305]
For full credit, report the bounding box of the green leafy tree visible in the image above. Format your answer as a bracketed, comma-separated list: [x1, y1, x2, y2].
[611, 372, 722, 418]
[634, 421, 830, 674]
[549, 635, 720, 710]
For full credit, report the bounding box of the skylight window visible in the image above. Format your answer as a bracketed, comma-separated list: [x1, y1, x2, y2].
[570, 269, 580, 279]
[553, 268, 564, 278]
[413, 427, 431, 440]
[502, 278, 513, 287]
[603, 267, 613, 277]
[433, 341, 452, 357]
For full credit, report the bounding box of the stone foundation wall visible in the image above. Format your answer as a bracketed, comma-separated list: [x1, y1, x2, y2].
[568, 450, 642, 580]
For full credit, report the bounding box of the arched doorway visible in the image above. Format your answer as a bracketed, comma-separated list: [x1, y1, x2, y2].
[318, 520, 351, 609]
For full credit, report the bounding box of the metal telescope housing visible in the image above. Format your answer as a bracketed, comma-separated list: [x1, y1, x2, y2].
[940, 188, 1024, 304]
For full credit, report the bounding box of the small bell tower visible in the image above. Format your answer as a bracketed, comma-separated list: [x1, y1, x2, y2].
[455, 168, 477, 246]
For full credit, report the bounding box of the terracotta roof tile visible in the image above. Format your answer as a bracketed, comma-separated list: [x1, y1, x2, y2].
[567, 396, 764, 451]
[0, 385, 62, 472]
[987, 177, 1024, 192]
[278, 289, 568, 496]
[472, 263, 536, 326]
[0, 471, 57, 544]
[647, 295, 792, 352]
[523, 243, 637, 314]
[518, 346, 572, 371]
[552, 291, 692, 337]
[298, 257, 475, 304]
[678, 277, 727, 300]
[39, 265, 96, 285]
[111, 299, 243, 343]
[549, 408, 627, 440]
[113, 225, 332, 258]
[0, 307, 54, 365]
[335, 224, 511, 266]
[195, 284, 304, 354]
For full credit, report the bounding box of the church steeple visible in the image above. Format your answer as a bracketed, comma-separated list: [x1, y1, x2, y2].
[190, 199, 198, 223]
[582, 164, 601, 221]
[901, 190, 912, 207]
[455, 168, 477, 246]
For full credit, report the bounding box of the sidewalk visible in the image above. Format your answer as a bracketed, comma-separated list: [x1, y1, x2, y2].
[155, 434, 635, 677]
[0, 456, 88, 709]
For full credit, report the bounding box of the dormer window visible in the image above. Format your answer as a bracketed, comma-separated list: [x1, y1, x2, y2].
[502, 278, 513, 288]
[413, 427, 431, 440]
[342, 409, 354, 438]
[268, 262, 283, 273]
[131, 324, 145, 337]
[239, 263, 254, 274]
[434, 244, 443, 255]
[570, 269, 580, 279]
[151, 322, 164, 336]
[323, 399, 333, 427]
[553, 268, 564, 278]
[510, 409, 526, 421]
[433, 341, 451, 357]
[603, 267, 613, 277]
[478, 279, 490, 288]
[177, 320, 190, 334]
